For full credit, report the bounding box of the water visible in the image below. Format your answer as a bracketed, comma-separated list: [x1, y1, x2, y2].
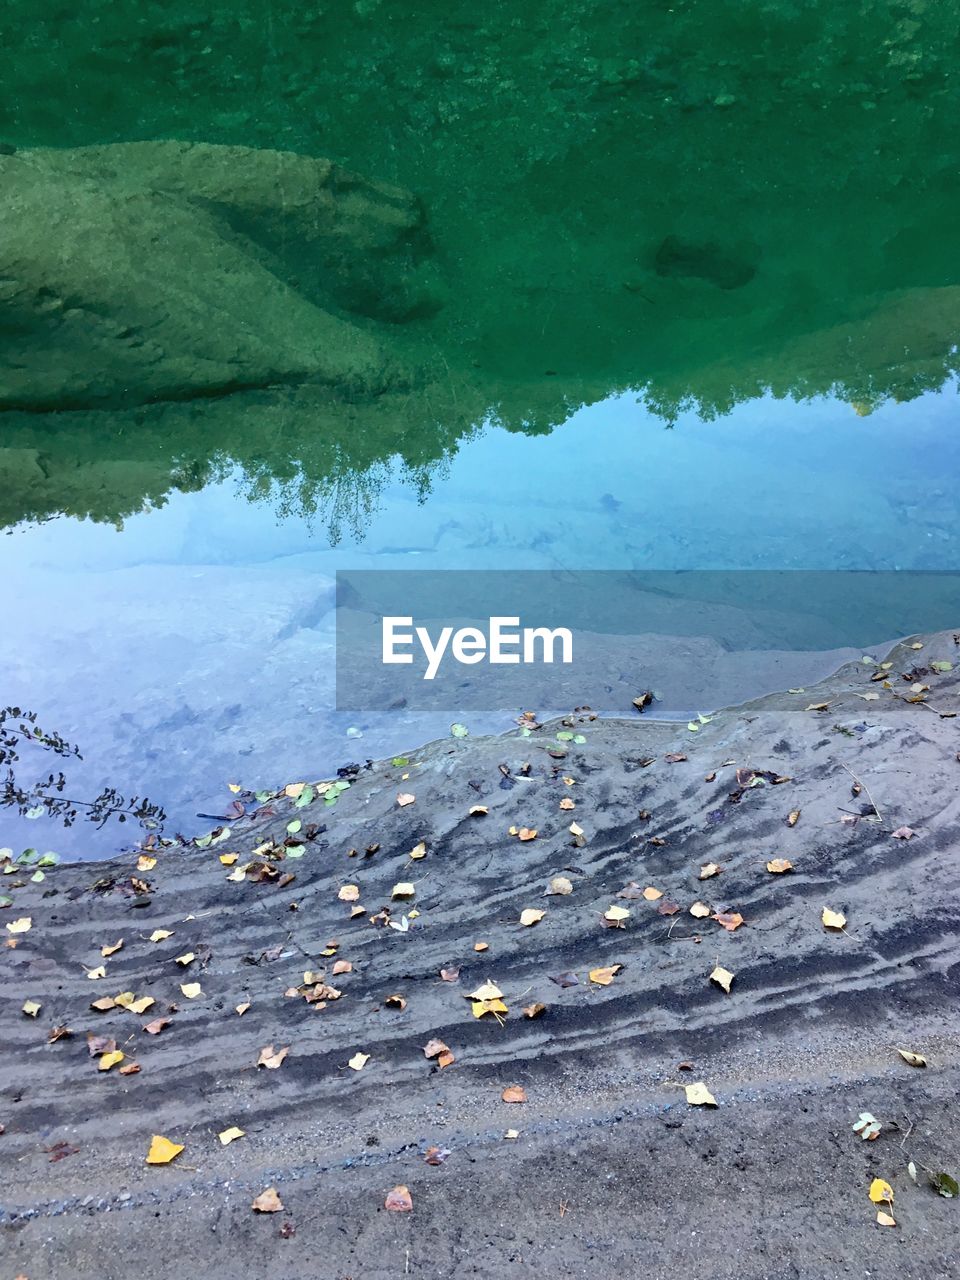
[2, 3, 959, 856]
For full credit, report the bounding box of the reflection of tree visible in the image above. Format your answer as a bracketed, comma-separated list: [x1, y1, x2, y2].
[2, 1, 959, 533]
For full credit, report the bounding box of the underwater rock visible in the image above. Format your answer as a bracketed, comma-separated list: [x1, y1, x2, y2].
[0, 141, 439, 410]
[654, 234, 758, 291]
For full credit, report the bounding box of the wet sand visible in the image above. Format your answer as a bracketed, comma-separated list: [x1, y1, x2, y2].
[2, 633, 959, 1278]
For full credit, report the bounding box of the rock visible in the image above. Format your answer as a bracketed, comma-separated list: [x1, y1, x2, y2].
[0, 142, 439, 410]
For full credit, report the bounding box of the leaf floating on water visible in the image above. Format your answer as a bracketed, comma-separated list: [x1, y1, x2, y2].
[385, 1185, 413, 1212]
[589, 965, 621, 986]
[896, 1049, 927, 1068]
[519, 908, 545, 927]
[251, 1187, 284, 1213]
[822, 907, 846, 930]
[868, 1178, 894, 1205]
[766, 858, 793, 874]
[257, 1044, 289, 1069]
[450, 722, 469, 738]
[931, 660, 953, 673]
[546, 876, 573, 896]
[709, 965, 734, 993]
[146, 1135, 184, 1165]
[684, 1082, 717, 1107]
[502, 1085, 527, 1103]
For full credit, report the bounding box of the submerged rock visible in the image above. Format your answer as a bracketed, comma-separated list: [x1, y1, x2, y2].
[0, 141, 440, 410]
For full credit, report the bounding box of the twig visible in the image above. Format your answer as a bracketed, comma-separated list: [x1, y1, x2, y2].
[840, 762, 883, 821]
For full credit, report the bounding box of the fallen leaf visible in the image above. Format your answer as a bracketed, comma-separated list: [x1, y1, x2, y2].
[257, 1044, 289, 1069]
[235, 1002, 251, 1016]
[502, 1085, 527, 1103]
[439, 967, 460, 983]
[44, 1140, 80, 1162]
[689, 901, 712, 919]
[519, 908, 545, 927]
[805, 702, 831, 712]
[589, 965, 621, 986]
[332, 960, 353, 976]
[546, 876, 573, 896]
[712, 912, 744, 932]
[385, 993, 406, 1010]
[685, 1082, 717, 1107]
[87, 1033, 116, 1056]
[766, 858, 793, 874]
[642, 886, 663, 901]
[896, 1048, 927, 1068]
[932, 1172, 959, 1198]
[664, 753, 687, 763]
[876, 1210, 897, 1227]
[392, 882, 415, 899]
[252, 1187, 284, 1213]
[853, 1112, 882, 1141]
[100, 939, 124, 957]
[559, 797, 575, 811]
[6, 917, 31, 934]
[98, 1050, 125, 1071]
[473, 941, 489, 952]
[424, 1144, 450, 1166]
[517, 827, 538, 841]
[219, 853, 239, 866]
[146, 1135, 184, 1165]
[891, 827, 917, 841]
[603, 905, 630, 926]
[396, 793, 415, 807]
[423, 1038, 450, 1059]
[47, 1024, 73, 1043]
[119, 1063, 141, 1076]
[149, 929, 173, 943]
[786, 809, 801, 827]
[86, 966, 107, 980]
[408, 841, 427, 861]
[127, 996, 155, 1015]
[550, 970, 579, 988]
[468, 805, 488, 816]
[822, 907, 847, 930]
[657, 899, 681, 915]
[472, 998, 508, 1019]
[90, 996, 117, 1012]
[219, 1126, 245, 1145]
[523, 1002, 547, 1018]
[137, 855, 157, 871]
[699, 863, 722, 880]
[338, 884, 360, 902]
[504, 1128, 520, 1140]
[710, 965, 734, 994]
[144, 1017, 171, 1035]
[22, 999, 41, 1017]
[175, 952, 195, 967]
[385, 1185, 413, 1212]
[869, 1178, 894, 1205]
[348, 1052, 370, 1071]
[180, 983, 203, 999]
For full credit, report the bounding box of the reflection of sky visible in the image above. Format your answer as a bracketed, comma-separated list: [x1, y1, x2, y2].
[2, 386, 959, 857]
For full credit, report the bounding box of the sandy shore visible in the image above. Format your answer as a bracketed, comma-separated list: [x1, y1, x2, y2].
[2, 633, 959, 1278]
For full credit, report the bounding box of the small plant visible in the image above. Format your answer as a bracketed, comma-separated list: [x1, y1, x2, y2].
[0, 706, 165, 833]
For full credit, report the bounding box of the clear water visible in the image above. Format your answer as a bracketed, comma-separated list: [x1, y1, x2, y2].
[2, 3, 959, 855]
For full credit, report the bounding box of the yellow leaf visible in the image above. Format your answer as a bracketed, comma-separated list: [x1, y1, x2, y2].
[113, 991, 136, 1008]
[146, 1134, 184, 1165]
[896, 1048, 927, 1068]
[876, 1210, 897, 1228]
[822, 907, 847, 930]
[408, 841, 427, 860]
[86, 966, 107, 980]
[219, 853, 238, 866]
[101, 939, 124, 957]
[227, 783, 242, 794]
[348, 1052, 370, 1071]
[869, 1178, 894, 1205]
[284, 782, 306, 798]
[519, 908, 545, 927]
[6, 917, 32, 934]
[603, 905, 630, 923]
[472, 998, 508, 1018]
[236, 1002, 250, 1016]
[467, 980, 504, 1001]
[175, 952, 195, 966]
[517, 827, 538, 841]
[805, 702, 831, 712]
[90, 996, 116, 1012]
[218, 1126, 245, 1145]
[257, 1044, 289, 1069]
[642, 886, 663, 901]
[137, 855, 157, 871]
[338, 884, 360, 902]
[98, 1050, 125, 1071]
[766, 859, 793, 874]
[127, 996, 155, 1015]
[589, 965, 621, 986]
[710, 965, 734, 993]
[150, 929, 173, 943]
[392, 882, 415, 899]
[689, 901, 712, 918]
[180, 982, 203, 999]
[699, 863, 722, 880]
[684, 1081, 717, 1107]
[226, 865, 248, 882]
[22, 999, 41, 1017]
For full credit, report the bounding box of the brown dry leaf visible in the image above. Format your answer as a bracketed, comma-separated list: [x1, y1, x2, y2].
[332, 960, 353, 976]
[766, 858, 794, 874]
[149, 929, 173, 943]
[699, 863, 722, 880]
[257, 1044, 289, 1069]
[137, 855, 157, 872]
[876, 1210, 897, 1228]
[805, 702, 831, 712]
[100, 939, 124, 958]
[87, 1033, 116, 1056]
[684, 1081, 717, 1107]
[517, 827, 538, 842]
[657, 900, 681, 916]
[523, 1002, 547, 1018]
[424, 1145, 450, 1166]
[396, 793, 416, 807]
[822, 907, 847, 930]
[664, 753, 687, 763]
[502, 1085, 527, 1104]
[385, 993, 406, 1010]
[589, 965, 621, 986]
[896, 1048, 927, 1068]
[891, 826, 917, 840]
[710, 965, 734, 994]
[437, 1050, 455, 1069]
[119, 1063, 141, 1076]
[642, 886, 663, 901]
[689, 901, 712, 919]
[712, 912, 744, 932]
[338, 884, 360, 902]
[146, 1135, 184, 1165]
[519, 908, 545, 927]
[90, 997, 117, 1012]
[143, 1017, 171, 1035]
[439, 967, 460, 982]
[235, 1002, 251, 1016]
[787, 809, 801, 827]
[423, 1038, 450, 1059]
[546, 876, 573, 896]
[385, 1185, 413, 1212]
[48, 1024, 73, 1043]
[473, 941, 489, 952]
[252, 1187, 284, 1213]
[468, 805, 488, 816]
[559, 797, 575, 811]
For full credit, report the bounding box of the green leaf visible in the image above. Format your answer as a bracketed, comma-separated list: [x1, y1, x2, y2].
[286, 819, 302, 835]
[254, 790, 272, 804]
[573, 734, 587, 745]
[37, 852, 60, 867]
[0, 895, 11, 908]
[194, 834, 212, 849]
[392, 757, 409, 767]
[450, 723, 469, 738]
[932, 1172, 959, 1199]
[931, 661, 953, 673]
[24, 806, 45, 820]
[284, 846, 305, 859]
[30, 870, 45, 883]
[210, 826, 232, 845]
[294, 785, 315, 808]
[17, 848, 39, 865]
[556, 731, 574, 741]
